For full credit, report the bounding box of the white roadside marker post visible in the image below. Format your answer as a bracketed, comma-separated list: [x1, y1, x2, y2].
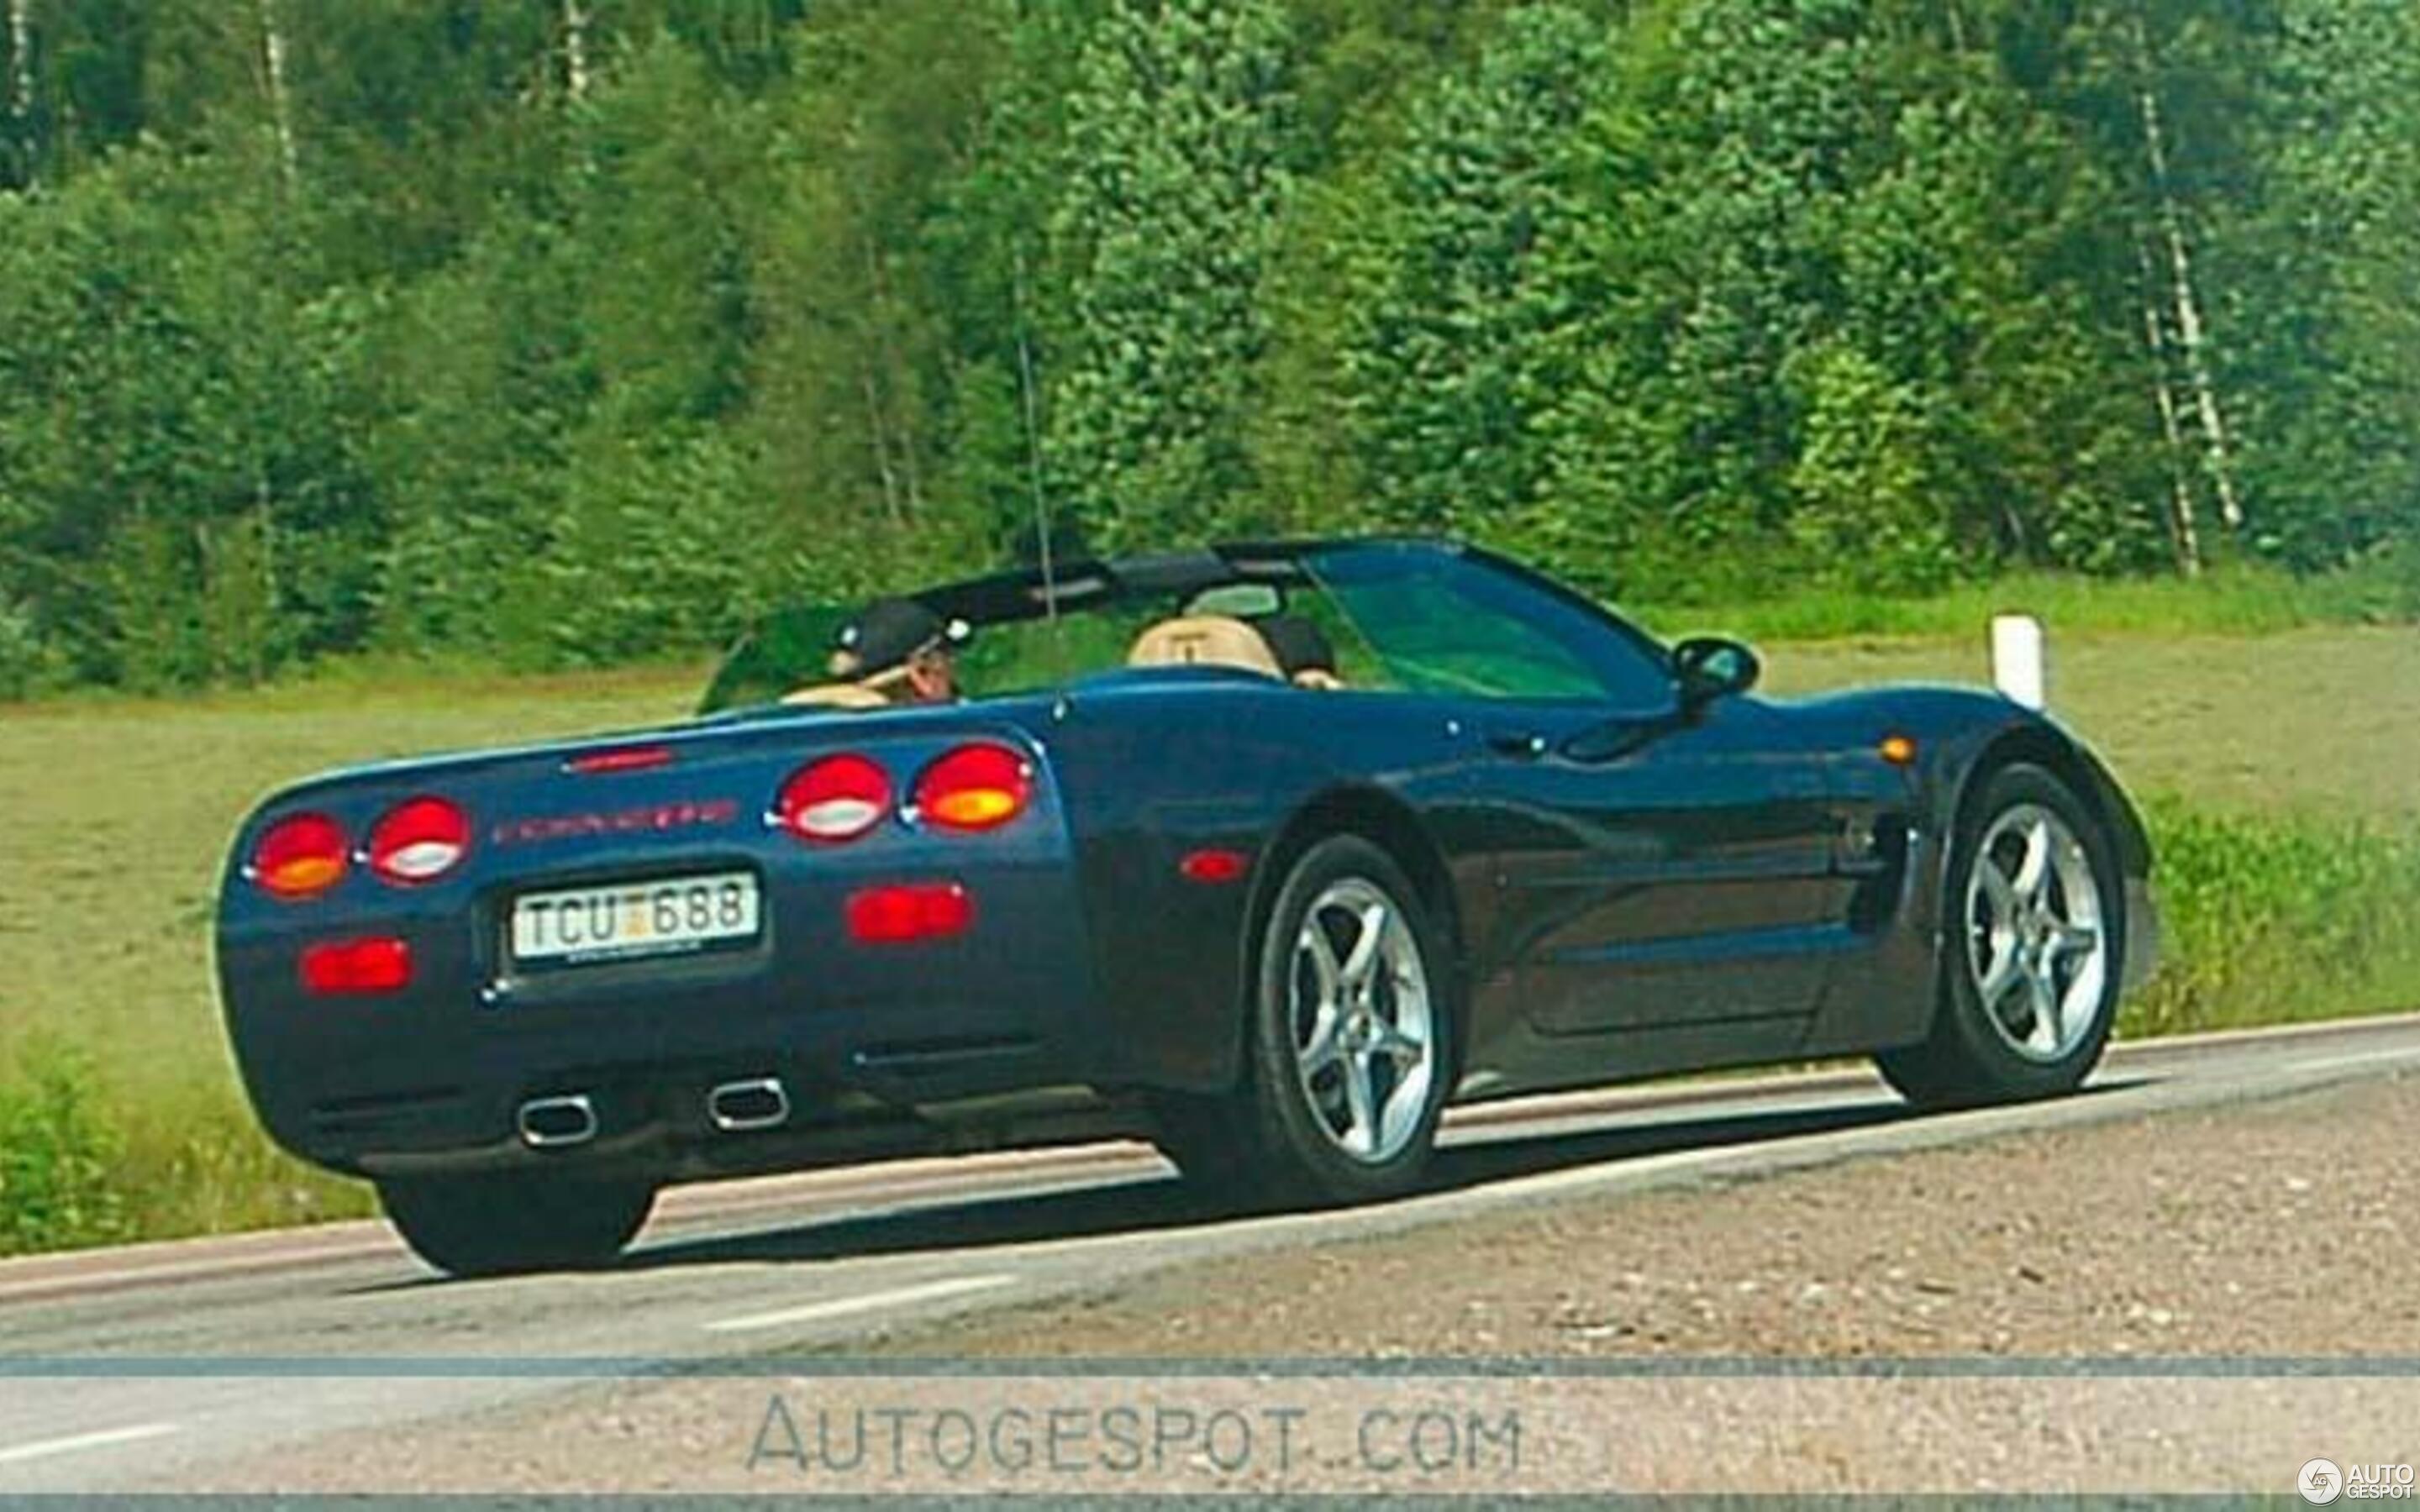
[1991, 613, 2047, 711]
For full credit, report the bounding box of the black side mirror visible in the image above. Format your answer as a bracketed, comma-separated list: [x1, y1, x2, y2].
[1673, 636, 1760, 708]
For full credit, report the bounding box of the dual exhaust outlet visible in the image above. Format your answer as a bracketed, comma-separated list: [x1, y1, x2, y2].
[513, 1077, 792, 1149]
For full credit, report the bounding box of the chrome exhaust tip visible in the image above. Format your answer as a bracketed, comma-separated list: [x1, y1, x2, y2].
[517, 1094, 598, 1149]
[708, 1077, 790, 1132]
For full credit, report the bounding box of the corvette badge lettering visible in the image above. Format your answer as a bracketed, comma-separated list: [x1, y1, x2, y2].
[492, 799, 741, 848]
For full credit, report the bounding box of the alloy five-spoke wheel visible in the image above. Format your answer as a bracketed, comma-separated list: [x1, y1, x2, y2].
[1152, 834, 1454, 1205]
[1289, 877, 1437, 1164]
[1877, 762, 2125, 1108]
[1964, 803, 2110, 1063]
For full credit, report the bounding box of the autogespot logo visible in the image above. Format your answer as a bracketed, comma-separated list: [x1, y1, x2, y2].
[2302, 1457, 2418, 1504]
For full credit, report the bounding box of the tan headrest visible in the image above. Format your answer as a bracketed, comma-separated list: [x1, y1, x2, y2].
[1126, 615, 1284, 679]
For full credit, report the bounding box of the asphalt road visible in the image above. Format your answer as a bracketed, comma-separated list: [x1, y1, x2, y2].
[3, 1012, 2418, 1494]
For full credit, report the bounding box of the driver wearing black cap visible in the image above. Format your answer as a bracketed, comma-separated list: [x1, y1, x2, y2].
[828, 596, 965, 706]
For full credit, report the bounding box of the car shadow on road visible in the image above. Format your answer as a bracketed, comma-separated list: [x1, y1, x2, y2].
[344, 1078, 2146, 1292]
[607, 1083, 2149, 1276]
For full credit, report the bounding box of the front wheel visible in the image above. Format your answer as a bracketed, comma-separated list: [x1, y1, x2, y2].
[378, 1173, 655, 1278]
[1878, 762, 2126, 1108]
[1155, 835, 1453, 1206]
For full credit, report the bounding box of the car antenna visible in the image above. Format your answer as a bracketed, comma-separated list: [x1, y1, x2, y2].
[1012, 243, 1067, 690]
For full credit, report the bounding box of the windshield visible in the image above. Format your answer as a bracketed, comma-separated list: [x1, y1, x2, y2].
[1301, 542, 1670, 706]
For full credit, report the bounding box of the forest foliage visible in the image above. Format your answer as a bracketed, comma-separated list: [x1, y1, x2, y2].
[2, 0, 2417, 694]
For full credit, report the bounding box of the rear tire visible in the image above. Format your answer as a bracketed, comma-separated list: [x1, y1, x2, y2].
[378, 1173, 655, 1278]
[1153, 835, 1453, 1206]
[1877, 762, 2125, 1109]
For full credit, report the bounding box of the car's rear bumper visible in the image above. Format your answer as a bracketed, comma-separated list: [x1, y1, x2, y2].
[315, 1060, 1150, 1185]
[253, 1008, 1132, 1184]
[218, 857, 1125, 1184]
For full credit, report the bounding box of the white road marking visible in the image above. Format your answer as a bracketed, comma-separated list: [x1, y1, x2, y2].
[1477, 1042, 2420, 1208]
[702, 1273, 1015, 1334]
[2286, 1047, 2420, 1076]
[0, 1422, 180, 1467]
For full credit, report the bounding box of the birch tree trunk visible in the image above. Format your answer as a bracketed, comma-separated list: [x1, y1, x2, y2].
[2132, 13, 2244, 538]
[563, 0, 591, 101]
[2135, 239, 2204, 577]
[6, 0, 33, 188]
[257, 0, 298, 188]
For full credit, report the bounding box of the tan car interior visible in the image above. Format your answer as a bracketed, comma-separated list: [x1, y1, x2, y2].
[1124, 615, 1287, 680]
[1124, 614, 1343, 689]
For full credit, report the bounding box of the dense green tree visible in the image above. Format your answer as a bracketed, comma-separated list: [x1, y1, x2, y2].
[2227, 0, 2420, 567]
[0, 132, 367, 685]
[2, 0, 2417, 692]
[1044, 0, 1294, 549]
[1320, 4, 1618, 568]
[741, 0, 1016, 595]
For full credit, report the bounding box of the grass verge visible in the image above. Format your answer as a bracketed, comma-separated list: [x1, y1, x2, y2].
[2124, 798, 2420, 1038]
[1635, 558, 2417, 644]
[0, 1038, 138, 1253]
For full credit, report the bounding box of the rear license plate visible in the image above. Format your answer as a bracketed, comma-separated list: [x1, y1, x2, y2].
[509, 871, 760, 968]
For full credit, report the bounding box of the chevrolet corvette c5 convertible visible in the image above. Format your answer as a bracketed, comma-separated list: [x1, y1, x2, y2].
[215, 538, 2157, 1275]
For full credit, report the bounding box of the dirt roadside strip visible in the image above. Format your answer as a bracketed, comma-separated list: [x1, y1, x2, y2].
[195, 1063, 2420, 1496]
[5, 1011, 2415, 1308]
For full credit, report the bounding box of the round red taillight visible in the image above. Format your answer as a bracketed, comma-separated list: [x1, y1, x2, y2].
[913, 743, 1033, 832]
[776, 754, 893, 843]
[252, 812, 350, 900]
[367, 796, 471, 885]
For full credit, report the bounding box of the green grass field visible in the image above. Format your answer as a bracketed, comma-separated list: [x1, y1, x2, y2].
[1751, 625, 2420, 820]
[0, 664, 709, 1246]
[1, 624, 2417, 1252]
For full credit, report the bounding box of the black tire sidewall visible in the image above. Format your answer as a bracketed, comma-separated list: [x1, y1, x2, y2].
[1243, 835, 1453, 1203]
[1931, 762, 2127, 1100]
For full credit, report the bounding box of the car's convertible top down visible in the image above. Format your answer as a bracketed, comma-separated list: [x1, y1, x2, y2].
[217, 538, 2158, 1276]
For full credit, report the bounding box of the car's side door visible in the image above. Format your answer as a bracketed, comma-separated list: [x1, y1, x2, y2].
[1307, 544, 1850, 1037]
[1461, 673, 1849, 1036]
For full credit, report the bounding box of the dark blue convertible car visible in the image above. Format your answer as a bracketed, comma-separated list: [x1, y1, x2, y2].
[216, 538, 2158, 1276]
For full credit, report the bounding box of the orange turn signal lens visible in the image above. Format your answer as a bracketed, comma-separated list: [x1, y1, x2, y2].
[927, 786, 1021, 828]
[252, 812, 350, 900]
[1879, 734, 1918, 767]
[913, 743, 1033, 832]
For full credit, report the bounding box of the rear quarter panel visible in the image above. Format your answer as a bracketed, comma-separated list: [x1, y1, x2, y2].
[1043, 670, 1474, 1094]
